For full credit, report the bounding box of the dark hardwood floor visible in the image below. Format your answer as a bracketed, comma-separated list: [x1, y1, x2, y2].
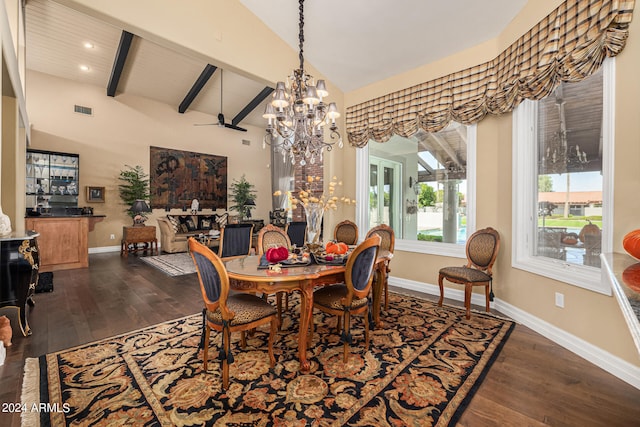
[1, 252, 639, 426]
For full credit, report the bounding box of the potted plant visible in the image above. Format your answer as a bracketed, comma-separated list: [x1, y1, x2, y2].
[229, 175, 256, 221]
[118, 165, 151, 223]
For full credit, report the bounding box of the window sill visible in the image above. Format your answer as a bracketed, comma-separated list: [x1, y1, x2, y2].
[513, 254, 610, 295]
[396, 240, 466, 258]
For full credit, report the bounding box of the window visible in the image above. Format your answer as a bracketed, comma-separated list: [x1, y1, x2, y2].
[356, 122, 476, 258]
[512, 59, 614, 295]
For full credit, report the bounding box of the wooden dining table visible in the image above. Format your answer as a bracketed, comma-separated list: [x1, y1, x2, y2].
[224, 251, 390, 372]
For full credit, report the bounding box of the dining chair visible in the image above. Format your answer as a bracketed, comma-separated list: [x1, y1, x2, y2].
[365, 224, 395, 311]
[438, 227, 500, 319]
[218, 223, 254, 259]
[285, 221, 307, 248]
[310, 234, 381, 362]
[257, 224, 292, 327]
[188, 238, 277, 390]
[334, 220, 358, 245]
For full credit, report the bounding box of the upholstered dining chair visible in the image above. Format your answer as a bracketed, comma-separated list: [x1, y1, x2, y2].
[218, 223, 254, 259]
[285, 221, 307, 248]
[257, 224, 292, 326]
[334, 220, 358, 245]
[438, 227, 500, 319]
[310, 234, 381, 362]
[188, 238, 277, 390]
[365, 224, 395, 311]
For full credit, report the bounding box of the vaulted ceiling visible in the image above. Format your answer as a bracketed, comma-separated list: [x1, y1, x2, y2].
[24, 0, 528, 131]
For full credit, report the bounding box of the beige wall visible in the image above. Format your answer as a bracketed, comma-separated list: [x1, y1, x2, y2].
[344, 0, 640, 367]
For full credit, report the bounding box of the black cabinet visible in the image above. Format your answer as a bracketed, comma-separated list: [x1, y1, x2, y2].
[0, 232, 39, 336]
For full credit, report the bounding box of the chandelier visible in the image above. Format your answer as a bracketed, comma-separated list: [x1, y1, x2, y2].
[540, 91, 588, 175]
[262, 0, 342, 166]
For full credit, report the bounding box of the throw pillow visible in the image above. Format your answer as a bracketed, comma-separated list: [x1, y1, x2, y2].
[199, 215, 215, 230]
[216, 213, 228, 229]
[166, 215, 180, 233]
[178, 215, 198, 232]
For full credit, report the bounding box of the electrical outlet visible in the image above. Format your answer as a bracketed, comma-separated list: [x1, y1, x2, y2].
[555, 292, 565, 308]
[110, 234, 115, 240]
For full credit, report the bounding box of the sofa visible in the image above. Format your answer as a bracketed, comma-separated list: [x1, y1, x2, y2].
[157, 214, 225, 253]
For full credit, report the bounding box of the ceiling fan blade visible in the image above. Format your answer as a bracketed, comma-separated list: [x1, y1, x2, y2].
[193, 123, 218, 126]
[224, 123, 247, 132]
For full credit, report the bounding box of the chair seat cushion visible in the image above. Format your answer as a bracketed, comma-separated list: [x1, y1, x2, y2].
[439, 266, 491, 283]
[314, 284, 368, 310]
[207, 294, 277, 326]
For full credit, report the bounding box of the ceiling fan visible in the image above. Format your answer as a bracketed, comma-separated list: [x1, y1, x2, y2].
[194, 69, 247, 132]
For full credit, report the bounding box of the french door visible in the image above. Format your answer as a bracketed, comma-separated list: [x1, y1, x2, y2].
[369, 157, 402, 235]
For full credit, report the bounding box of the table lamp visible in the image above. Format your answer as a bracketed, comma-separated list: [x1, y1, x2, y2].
[130, 200, 151, 226]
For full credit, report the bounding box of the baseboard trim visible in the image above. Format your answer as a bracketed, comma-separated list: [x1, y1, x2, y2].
[89, 245, 121, 254]
[390, 275, 640, 390]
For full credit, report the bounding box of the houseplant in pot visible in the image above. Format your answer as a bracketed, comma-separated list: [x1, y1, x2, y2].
[118, 165, 151, 225]
[229, 175, 257, 221]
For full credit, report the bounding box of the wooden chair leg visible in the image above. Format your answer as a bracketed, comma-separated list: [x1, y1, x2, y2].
[464, 284, 472, 319]
[384, 271, 389, 311]
[438, 274, 445, 307]
[222, 328, 231, 390]
[484, 283, 491, 312]
[268, 317, 276, 367]
[240, 331, 246, 348]
[203, 325, 210, 371]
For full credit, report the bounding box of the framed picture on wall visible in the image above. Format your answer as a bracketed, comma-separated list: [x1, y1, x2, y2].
[86, 186, 105, 203]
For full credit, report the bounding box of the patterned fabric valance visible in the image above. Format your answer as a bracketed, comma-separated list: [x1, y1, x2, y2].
[346, 0, 635, 147]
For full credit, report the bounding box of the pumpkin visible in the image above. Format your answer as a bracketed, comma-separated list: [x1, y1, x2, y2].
[623, 229, 640, 261]
[266, 246, 289, 263]
[325, 241, 348, 255]
[578, 220, 601, 243]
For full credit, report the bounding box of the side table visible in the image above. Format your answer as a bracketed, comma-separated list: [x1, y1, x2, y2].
[121, 225, 158, 257]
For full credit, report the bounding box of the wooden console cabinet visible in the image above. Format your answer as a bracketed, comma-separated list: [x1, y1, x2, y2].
[121, 225, 157, 257]
[25, 217, 89, 272]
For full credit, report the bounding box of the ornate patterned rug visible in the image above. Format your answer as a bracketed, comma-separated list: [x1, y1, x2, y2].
[21, 293, 514, 426]
[139, 252, 196, 276]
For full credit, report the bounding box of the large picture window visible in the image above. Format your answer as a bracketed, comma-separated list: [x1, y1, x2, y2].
[356, 123, 476, 257]
[512, 59, 614, 294]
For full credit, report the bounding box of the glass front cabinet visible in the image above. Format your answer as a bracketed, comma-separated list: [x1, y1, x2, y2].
[26, 149, 79, 212]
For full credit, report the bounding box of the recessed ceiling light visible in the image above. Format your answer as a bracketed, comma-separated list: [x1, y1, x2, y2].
[83, 42, 94, 49]
[79, 65, 90, 72]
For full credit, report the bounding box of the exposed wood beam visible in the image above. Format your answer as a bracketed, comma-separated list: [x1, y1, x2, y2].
[107, 31, 134, 97]
[178, 64, 218, 113]
[231, 87, 274, 126]
[430, 133, 465, 170]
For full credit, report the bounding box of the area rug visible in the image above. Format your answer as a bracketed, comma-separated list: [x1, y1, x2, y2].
[140, 252, 196, 276]
[21, 293, 514, 426]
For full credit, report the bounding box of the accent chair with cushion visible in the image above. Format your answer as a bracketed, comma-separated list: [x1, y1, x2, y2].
[218, 223, 254, 259]
[365, 224, 395, 311]
[286, 221, 307, 247]
[257, 223, 292, 326]
[310, 234, 381, 362]
[438, 227, 500, 319]
[334, 220, 358, 245]
[188, 238, 277, 389]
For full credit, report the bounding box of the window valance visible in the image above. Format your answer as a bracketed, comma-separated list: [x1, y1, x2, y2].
[346, 0, 635, 147]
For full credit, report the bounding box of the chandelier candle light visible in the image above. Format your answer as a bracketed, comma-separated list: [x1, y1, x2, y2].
[263, 0, 342, 166]
[274, 176, 355, 246]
